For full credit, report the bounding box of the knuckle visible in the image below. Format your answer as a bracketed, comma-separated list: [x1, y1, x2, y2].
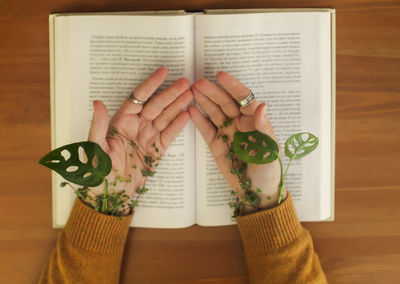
[152, 120, 163, 132]
[141, 108, 153, 121]
[160, 110, 173, 123]
[160, 133, 169, 149]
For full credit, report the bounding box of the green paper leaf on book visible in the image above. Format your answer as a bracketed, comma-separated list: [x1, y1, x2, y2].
[284, 132, 319, 160]
[38, 141, 112, 187]
[232, 130, 279, 164]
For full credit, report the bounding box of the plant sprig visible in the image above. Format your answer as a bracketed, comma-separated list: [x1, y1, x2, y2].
[217, 121, 262, 217]
[39, 132, 161, 218]
[232, 130, 319, 207]
[218, 118, 319, 217]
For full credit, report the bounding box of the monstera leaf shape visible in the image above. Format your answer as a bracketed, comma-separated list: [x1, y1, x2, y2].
[284, 132, 319, 160]
[232, 131, 280, 164]
[39, 141, 112, 187]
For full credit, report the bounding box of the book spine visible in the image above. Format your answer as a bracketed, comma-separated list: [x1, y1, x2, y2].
[185, 9, 204, 13]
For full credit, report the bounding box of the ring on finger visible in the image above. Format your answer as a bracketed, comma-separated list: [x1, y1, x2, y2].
[129, 92, 146, 105]
[236, 90, 255, 107]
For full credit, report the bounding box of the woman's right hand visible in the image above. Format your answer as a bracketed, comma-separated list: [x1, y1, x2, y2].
[189, 71, 286, 211]
[88, 67, 193, 210]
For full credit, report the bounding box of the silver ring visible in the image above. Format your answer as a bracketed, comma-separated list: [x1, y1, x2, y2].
[129, 92, 145, 105]
[237, 90, 255, 107]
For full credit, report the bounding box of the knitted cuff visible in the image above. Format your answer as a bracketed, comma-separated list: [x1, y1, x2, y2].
[64, 198, 133, 254]
[236, 193, 302, 255]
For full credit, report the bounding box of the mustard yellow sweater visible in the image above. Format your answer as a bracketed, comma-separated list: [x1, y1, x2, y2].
[39, 194, 327, 283]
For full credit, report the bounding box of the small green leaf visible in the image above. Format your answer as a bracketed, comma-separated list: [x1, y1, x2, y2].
[109, 128, 117, 137]
[284, 132, 319, 160]
[38, 141, 111, 187]
[144, 155, 154, 167]
[129, 141, 138, 149]
[136, 186, 149, 194]
[60, 181, 68, 188]
[232, 131, 279, 164]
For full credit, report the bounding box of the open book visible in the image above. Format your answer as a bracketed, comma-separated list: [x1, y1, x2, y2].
[49, 8, 335, 228]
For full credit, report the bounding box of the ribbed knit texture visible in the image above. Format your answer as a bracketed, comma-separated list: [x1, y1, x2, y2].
[64, 198, 132, 254]
[39, 198, 133, 284]
[236, 193, 327, 283]
[236, 193, 302, 254]
[39, 194, 327, 283]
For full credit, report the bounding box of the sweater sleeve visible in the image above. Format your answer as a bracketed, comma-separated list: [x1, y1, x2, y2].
[236, 193, 327, 284]
[38, 198, 133, 284]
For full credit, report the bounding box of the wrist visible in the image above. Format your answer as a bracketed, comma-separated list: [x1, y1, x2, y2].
[241, 187, 287, 215]
[79, 197, 133, 216]
[79, 184, 134, 217]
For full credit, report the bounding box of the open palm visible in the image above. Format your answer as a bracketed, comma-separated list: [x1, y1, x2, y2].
[189, 71, 285, 210]
[88, 67, 192, 200]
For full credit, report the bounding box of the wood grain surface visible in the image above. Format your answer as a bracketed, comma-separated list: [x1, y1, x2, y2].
[1, 1, 399, 283]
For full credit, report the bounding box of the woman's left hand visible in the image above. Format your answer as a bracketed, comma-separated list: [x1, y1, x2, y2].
[189, 71, 284, 211]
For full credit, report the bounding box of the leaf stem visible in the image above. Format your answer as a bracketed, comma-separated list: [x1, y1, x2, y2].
[277, 156, 293, 204]
[282, 157, 293, 186]
[64, 182, 77, 191]
[102, 178, 109, 212]
[277, 156, 284, 204]
[63, 182, 97, 197]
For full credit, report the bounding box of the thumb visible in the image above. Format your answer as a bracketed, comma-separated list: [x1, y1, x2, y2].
[254, 103, 277, 140]
[88, 100, 109, 145]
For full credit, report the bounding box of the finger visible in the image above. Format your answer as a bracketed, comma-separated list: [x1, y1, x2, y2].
[216, 71, 258, 115]
[188, 106, 217, 145]
[192, 87, 227, 128]
[254, 103, 277, 140]
[189, 106, 236, 188]
[237, 115, 256, 132]
[117, 67, 168, 115]
[159, 111, 190, 149]
[153, 89, 193, 131]
[141, 77, 190, 121]
[88, 100, 109, 146]
[192, 78, 240, 118]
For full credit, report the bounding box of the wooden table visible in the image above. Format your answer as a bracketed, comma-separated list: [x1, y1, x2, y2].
[1, 1, 399, 283]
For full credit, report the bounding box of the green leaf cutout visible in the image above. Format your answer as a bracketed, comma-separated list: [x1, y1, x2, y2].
[284, 132, 319, 160]
[38, 141, 112, 187]
[232, 131, 279, 164]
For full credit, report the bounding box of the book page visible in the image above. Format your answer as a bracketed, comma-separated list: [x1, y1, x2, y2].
[53, 15, 196, 228]
[194, 12, 332, 224]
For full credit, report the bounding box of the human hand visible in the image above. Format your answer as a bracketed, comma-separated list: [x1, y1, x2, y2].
[189, 71, 286, 211]
[87, 67, 192, 212]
